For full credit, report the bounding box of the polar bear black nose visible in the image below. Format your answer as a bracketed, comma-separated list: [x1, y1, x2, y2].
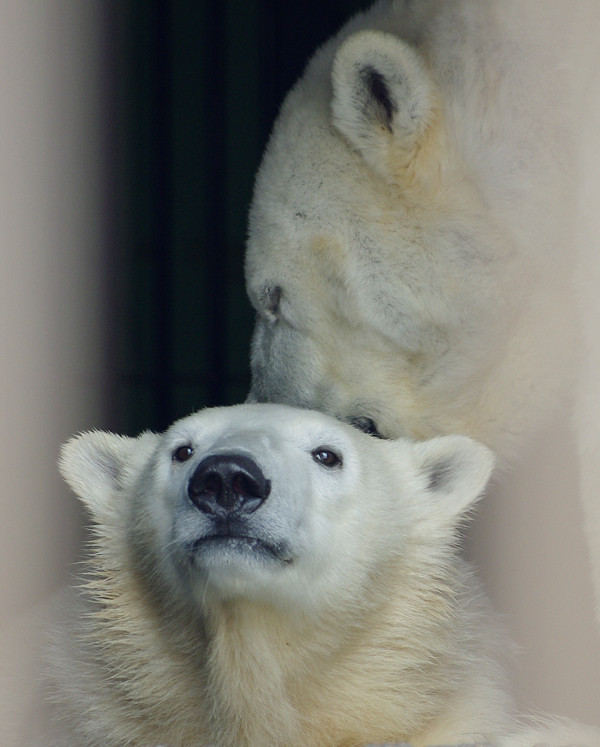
[188, 454, 271, 516]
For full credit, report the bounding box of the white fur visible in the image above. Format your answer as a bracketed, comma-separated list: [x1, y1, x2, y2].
[47, 404, 600, 746]
[331, 30, 438, 181]
[245, 0, 598, 462]
[244, 0, 600, 720]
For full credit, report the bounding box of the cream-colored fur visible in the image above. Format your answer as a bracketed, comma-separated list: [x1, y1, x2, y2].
[48, 404, 599, 746]
[245, 0, 600, 462]
[244, 0, 600, 722]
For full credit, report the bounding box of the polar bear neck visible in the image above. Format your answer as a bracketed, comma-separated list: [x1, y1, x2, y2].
[190, 554, 496, 746]
[202, 599, 308, 745]
[77, 527, 508, 746]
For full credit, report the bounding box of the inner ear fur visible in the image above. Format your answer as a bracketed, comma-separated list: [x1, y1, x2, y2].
[413, 435, 495, 520]
[331, 30, 441, 186]
[59, 430, 158, 521]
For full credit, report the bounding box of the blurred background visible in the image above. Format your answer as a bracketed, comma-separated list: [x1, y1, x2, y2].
[0, 1, 597, 741]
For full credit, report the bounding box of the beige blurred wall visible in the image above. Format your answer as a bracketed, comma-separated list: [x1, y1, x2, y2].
[469, 407, 600, 725]
[0, 3, 110, 740]
[0, 0, 109, 625]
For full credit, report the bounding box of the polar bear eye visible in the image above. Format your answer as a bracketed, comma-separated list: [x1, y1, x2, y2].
[172, 445, 194, 463]
[311, 447, 342, 468]
[349, 416, 382, 438]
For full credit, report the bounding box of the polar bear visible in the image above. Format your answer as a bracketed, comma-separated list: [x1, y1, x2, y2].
[48, 404, 600, 746]
[244, 0, 600, 720]
[245, 0, 597, 462]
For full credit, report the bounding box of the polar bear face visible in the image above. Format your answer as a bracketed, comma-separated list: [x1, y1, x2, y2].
[245, 17, 575, 459]
[153, 404, 369, 608]
[245, 29, 515, 446]
[60, 404, 493, 614]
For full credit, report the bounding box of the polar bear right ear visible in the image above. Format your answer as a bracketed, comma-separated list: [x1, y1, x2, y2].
[59, 430, 158, 521]
[331, 30, 439, 185]
[412, 435, 495, 523]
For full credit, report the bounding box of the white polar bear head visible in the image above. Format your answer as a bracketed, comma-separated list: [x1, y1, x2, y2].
[245, 10, 576, 460]
[59, 404, 493, 613]
[55, 405, 513, 746]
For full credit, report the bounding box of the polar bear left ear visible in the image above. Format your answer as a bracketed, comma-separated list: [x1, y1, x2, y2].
[413, 435, 495, 521]
[331, 30, 438, 184]
[59, 430, 158, 522]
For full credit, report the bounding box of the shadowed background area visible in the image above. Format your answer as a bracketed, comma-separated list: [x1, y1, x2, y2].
[107, 0, 368, 435]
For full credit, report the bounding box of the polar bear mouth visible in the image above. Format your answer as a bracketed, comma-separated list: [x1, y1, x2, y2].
[191, 534, 293, 564]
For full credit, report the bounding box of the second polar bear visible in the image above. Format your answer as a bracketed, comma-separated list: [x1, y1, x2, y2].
[245, 0, 599, 463]
[49, 404, 599, 746]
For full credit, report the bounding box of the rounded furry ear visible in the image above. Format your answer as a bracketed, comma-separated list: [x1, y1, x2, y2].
[331, 30, 438, 182]
[413, 435, 495, 520]
[59, 430, 158, 521]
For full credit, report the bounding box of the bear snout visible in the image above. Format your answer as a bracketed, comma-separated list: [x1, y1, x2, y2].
[188, 453, 271, 518]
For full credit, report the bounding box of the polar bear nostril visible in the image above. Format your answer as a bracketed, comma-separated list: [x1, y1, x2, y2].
[261, 283, 282, 320]
[188, 454, 271, 515]
[232, 473, 257, 498]
[203, 472, 222, 495]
